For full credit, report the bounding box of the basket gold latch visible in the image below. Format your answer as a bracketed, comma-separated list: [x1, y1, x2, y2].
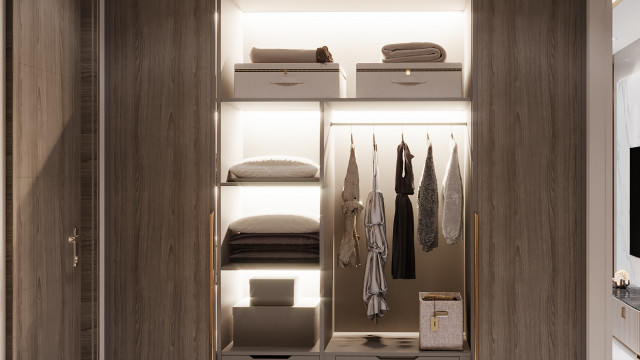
[430, 311, 449, 332]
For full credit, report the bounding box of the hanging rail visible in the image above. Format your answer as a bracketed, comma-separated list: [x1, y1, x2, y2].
[330, 122, 467, 126]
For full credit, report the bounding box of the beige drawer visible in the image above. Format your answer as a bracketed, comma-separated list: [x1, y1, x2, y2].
[223, 356, 319, 360]
[336, 356, 459, 360]
[356, 63, 462, 99]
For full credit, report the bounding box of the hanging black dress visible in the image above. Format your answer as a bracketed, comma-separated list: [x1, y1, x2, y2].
[392, 140, 416, 279]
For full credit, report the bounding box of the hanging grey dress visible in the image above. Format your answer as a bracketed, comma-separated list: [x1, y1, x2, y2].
[417, 140, 439, 252]
[338, 144, 364, 268]
[391, 141, 416, 279]
[442, 140, 463, 244]
[363, 143, 389, 322]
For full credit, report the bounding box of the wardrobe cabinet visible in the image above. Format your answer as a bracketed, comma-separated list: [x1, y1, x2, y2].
[215, 1, 473, 360]
[105, 0, 587, 358]
[613, 296, 640, 355]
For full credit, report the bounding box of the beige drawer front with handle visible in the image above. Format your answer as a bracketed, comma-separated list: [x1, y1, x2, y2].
[356, 63, 462, 99]
[613, 296, 640, 354]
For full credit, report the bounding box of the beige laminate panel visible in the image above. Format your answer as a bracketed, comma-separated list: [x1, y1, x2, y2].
[475, 0, 584, 358]
[612, 298, 623, 340]
[620, 302, 639, 353]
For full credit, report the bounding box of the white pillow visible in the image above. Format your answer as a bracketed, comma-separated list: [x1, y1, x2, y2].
[229, 156, 319, 179]
[229, 214, 320, 233]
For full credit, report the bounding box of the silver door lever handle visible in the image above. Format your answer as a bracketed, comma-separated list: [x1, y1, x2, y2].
[68, 227, 79, 268]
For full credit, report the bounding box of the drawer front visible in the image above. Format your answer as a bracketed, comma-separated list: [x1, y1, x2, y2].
[356, 70, 462, 98]
[620, 302, 640, 353]
[223, 355, 319, 360]
[235, 71, 345, 98]
[613, 298, 623, 339]
[336, 356, 459, 360]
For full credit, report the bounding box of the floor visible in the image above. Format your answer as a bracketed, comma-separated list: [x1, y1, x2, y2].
[614, 337, 638, 360]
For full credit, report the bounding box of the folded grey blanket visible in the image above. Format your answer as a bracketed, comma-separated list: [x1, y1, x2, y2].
[381, 42, 446, 63]
[250, 46, 333, 63]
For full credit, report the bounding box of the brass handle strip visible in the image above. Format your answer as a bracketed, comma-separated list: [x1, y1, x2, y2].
[474, 212, 479, 360]
[68, 227, 79, 268]
[622, 306, 626, 319]
[209, 212, 215, 360]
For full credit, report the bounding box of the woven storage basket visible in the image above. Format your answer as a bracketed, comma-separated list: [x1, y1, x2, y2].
[418, 292, 463, 351]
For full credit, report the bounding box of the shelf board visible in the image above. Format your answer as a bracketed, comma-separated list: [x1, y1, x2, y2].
[229, 0, 469, 12]
[221, 262, 320, 271]
[221, 178, 321, 186]
[326, 98, 471, 111]
[220, 99, 322, 111]
[222, 341, 320, 355]
[325, 332, 471, 356]
[220, 98, 470, 111]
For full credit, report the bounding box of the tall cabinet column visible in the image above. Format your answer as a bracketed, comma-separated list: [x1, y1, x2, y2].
[474, 0, 585, 359]
[105, 0, 214, 358]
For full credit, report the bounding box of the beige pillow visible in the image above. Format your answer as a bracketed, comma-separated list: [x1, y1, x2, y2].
[229, 214, 320, 233]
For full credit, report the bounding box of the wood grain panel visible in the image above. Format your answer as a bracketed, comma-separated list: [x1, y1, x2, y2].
[474, 0, 585, 358]
[106, 0, 213, 358]
[80, 0, 99, 358]
[14, 0, 78, 76]
[11, 0, 83, 358]
[5, 1, 14, 356]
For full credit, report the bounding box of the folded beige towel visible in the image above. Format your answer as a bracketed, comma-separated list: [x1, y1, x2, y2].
[250, 46, 333, 63]
[381, 42, 446, 63]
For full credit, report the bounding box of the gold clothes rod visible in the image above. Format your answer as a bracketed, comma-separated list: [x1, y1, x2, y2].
[330, 122, 467, 126]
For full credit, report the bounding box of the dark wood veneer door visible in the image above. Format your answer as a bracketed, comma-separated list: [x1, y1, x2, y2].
[475, 0, 584, 358]
[106, 0, 213, 358]
[12, 0, 82, 358]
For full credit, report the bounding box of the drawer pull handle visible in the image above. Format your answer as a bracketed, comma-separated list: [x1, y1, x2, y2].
[392, 81, 427, 86]
[376, 357, 418, 360]
[271, 76, 304, 86]
[622, 306, 626, 318]
[250, 356, 291, 359]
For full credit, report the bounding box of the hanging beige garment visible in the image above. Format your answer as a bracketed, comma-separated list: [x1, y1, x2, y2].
[338, 144, 364, 268]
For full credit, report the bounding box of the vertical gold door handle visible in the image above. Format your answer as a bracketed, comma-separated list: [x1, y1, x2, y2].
[622, 306, 626, 319]
[68, 227, 79, 268]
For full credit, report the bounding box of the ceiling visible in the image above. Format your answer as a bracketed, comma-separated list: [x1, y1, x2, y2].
[613, 0, 640, 54]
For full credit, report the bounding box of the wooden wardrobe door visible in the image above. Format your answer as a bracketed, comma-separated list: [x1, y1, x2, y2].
[474, 0, 585, 359]
[11, 0, 83, 358]
[106, 0, 214, 359]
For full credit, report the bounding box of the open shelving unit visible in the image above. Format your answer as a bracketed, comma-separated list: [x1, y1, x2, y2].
[214, 0, 475, 359]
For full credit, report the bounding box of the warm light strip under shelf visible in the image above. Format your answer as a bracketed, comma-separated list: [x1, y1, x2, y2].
[330, 122, 467, 126]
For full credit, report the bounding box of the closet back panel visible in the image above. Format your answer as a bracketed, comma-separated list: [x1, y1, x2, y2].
[106, 0, 213, 358]
[475, 0, 585, 358]
[331, 111, 469, 332]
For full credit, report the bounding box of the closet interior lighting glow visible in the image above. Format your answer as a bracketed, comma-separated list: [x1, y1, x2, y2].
[237, 269, 321, 299]
[332, 110, 466, 125]
[239, 187, 320, 215]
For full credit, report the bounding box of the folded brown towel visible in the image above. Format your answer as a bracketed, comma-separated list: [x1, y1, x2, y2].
[250, 46, 334, 63]
[381, 42, 446, 63]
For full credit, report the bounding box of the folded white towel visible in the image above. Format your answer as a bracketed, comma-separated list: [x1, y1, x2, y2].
[381, 42, 446, 63]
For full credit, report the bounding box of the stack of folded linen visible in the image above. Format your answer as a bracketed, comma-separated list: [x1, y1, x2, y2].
[381, 42, 446, 63]
[250, 46, 333, 63]
[228, 214, 320, 263]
